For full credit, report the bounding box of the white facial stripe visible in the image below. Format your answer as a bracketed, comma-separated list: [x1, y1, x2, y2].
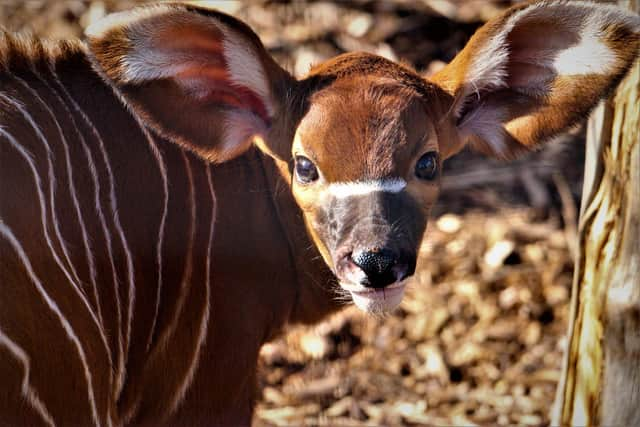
[328, 178, 407, 199]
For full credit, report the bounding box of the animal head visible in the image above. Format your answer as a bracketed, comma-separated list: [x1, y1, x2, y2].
[87, 1, 639, 313]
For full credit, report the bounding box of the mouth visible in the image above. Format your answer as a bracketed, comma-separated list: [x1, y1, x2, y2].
[339, 281, 406, 313]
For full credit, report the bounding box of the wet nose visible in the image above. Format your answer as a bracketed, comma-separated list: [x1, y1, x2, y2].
[351, 248, 410, 288]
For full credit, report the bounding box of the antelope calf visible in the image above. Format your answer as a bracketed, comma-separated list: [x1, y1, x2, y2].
[1, 1, 638, 425]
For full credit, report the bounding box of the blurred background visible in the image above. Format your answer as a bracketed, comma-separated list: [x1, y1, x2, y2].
[1, 1, 587, 425]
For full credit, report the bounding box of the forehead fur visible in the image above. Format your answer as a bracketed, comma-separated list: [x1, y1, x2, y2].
[296, 74, 430, 182]
[307, 52, 437, 97]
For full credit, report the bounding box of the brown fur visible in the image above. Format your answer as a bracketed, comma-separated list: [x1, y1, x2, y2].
[0, 1, 638, 425]
[0, 32, 335, 426]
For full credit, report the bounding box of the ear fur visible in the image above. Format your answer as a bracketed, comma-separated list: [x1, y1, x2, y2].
[431, 0, 640, 159]
[86, 3, 293, 162]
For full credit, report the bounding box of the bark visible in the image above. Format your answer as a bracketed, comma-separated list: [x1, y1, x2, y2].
[553, 1, 640, 424]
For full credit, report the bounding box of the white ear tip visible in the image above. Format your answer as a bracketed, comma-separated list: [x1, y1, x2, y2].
[85, 5, 172, 39]
[86, 11, 128, 38]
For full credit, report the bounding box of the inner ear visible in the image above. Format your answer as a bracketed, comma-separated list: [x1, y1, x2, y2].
[429, 1, 639, 160]
[87, 4, 293, 163]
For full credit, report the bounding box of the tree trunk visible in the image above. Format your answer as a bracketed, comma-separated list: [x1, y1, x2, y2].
[553, 1, 640, 424]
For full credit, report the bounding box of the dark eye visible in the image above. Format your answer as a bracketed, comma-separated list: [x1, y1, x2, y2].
[415, 152, 439, 181]
[295, 155, 319, 184]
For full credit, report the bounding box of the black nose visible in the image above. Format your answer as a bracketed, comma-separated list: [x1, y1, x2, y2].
[352, 248, 407, 288]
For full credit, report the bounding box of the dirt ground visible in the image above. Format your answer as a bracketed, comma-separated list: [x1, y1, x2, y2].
[1, 1, 588, 425]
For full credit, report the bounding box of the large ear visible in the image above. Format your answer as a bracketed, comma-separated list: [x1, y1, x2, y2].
[430, 1, 640, 159]
[86, 3, 293, 162]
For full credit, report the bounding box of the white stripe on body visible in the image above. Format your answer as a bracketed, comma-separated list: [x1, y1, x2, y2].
[138, 127, 169, 355]
[0, 329, 56, 427]
[49, 74, 124, 401]
[124, 151, 198, 422]
[0, 221, 101, 427]
[0, 92, 85, 299]
[96, 136, 136, 403]
[47, 80, 131, 399]
[28, 71, 104, 327]
[155, 152, 196, 347]
[14, 73, 110, 334]
[167, 162, 216, 415]
[0, 124, 107, 425]
[10, 75, 85, 290]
